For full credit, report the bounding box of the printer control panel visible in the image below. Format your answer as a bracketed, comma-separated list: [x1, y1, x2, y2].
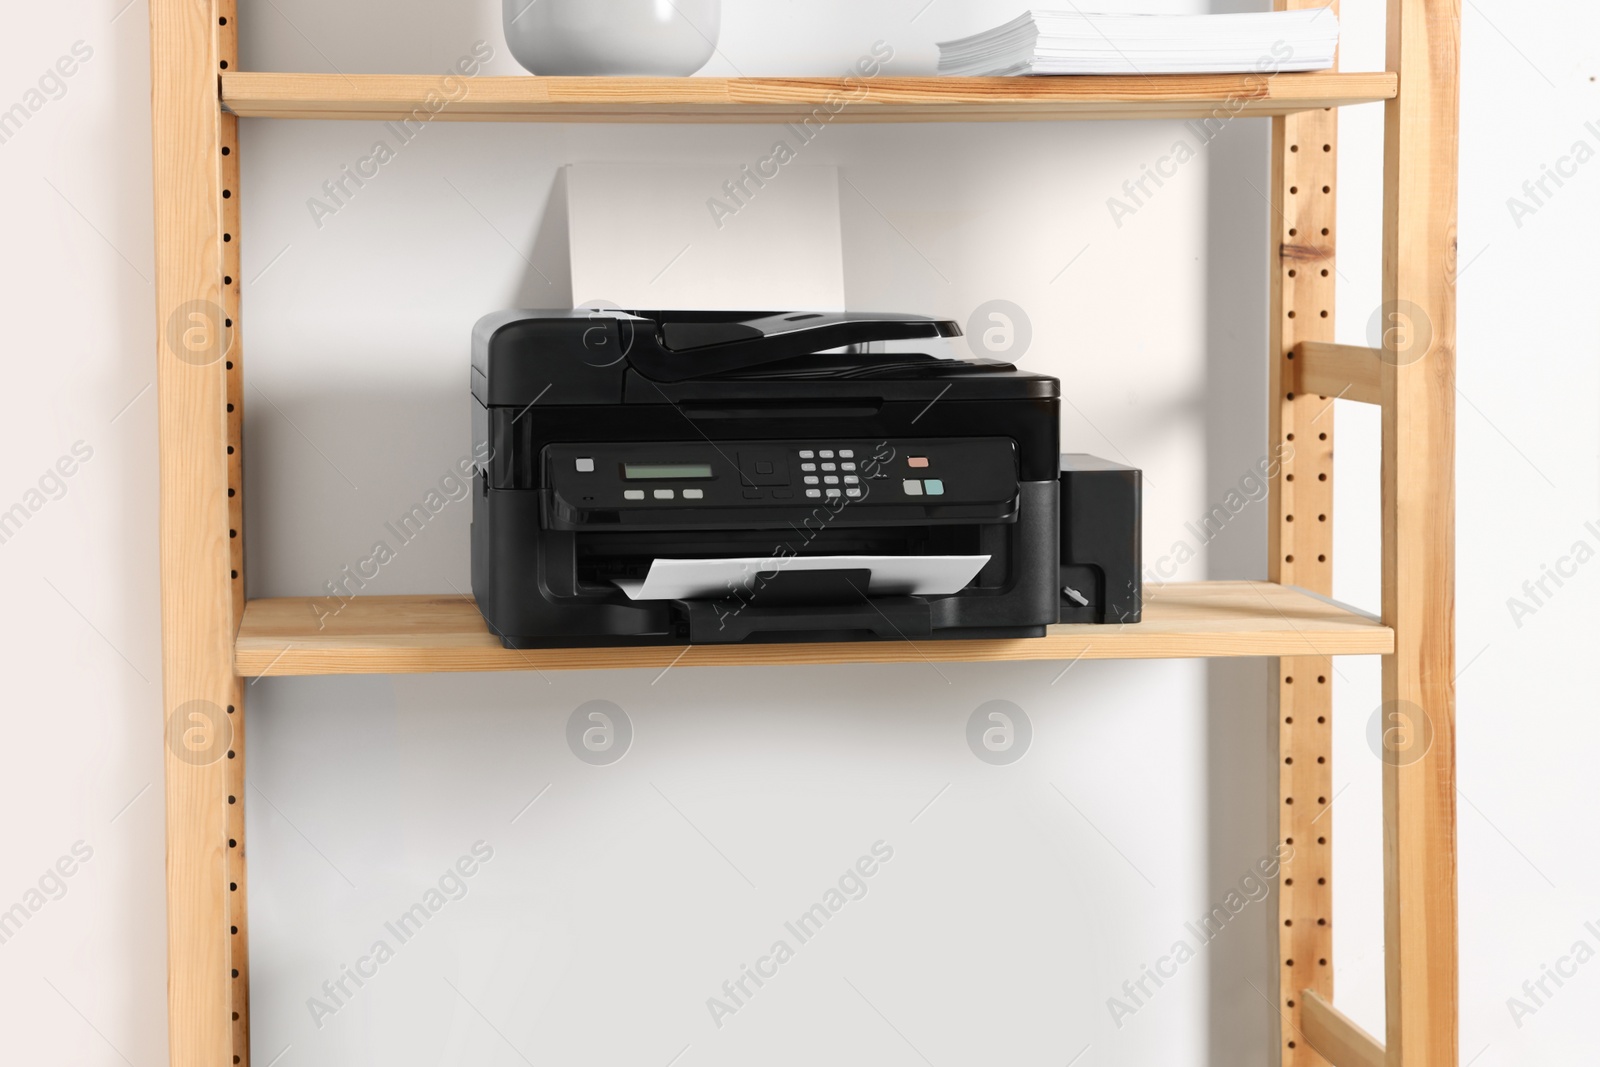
[545, 438, 1018, 517]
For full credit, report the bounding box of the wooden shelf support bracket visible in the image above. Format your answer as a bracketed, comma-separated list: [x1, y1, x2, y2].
[1294, 342, 1384, 405]
[1303, 991, 1387, 1067]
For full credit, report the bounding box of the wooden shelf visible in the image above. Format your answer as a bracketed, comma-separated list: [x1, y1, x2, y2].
[234, 580, 1390, 677]
[220, 71, 1397, 124]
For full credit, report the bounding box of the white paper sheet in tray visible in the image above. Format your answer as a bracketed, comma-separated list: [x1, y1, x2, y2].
[612, 555, 991, 602]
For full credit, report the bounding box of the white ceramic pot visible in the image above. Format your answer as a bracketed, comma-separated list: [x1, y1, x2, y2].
[503, 0, 722, 76]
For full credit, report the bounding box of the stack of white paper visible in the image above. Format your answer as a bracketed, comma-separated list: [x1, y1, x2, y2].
[937, 9, 1340, 76]
[612, 555, 991, 601]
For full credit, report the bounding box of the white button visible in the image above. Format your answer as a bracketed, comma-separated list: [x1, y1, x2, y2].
[654, 489, 674, 500]
[819, 450, 834, 459]
[824, 476, 839, 485]
[846, 488, 862, 498]
[624, 490, 644, 500]
[806, 489, 822, 498]
[683, 489, 704, 500]
[841, 462, 856, 471]
[576, 458, 595, 473]
[903, 480, 923, 496]
[825, 488, 841, 498]
[821, 463, 837, 472]
[801, 463, 816, 472]
[845, 475, 860, 485]
[799, 450, 814, 459]
[840, 450, 854, 459]
[804, 476, 819, 485]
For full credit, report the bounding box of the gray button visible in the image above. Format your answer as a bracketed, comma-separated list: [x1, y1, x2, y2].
[654, 489, 674, 500]
[903, 480, 923, 496]
[846, 488, 862, 498]
[804, 476, 819, 485]
[821, 463, 837, 472]
[683, 489, 704, 500]
[844, 475, 860, 485]
[840, 450, 855, 459]
[624, 490, 644, 500]
[824, 476, 839, 485]
[819, 450, 835, 459]
[576, 457, 595, 473]
[806, 489, 822, 499]
[799, 450, 814, 459]
[841, 462, 856, 471]
[801, 463, 816, 472]
[825, 488, 841, 498]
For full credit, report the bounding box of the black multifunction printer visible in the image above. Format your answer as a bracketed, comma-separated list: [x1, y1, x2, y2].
[470, 310, 1140, 648]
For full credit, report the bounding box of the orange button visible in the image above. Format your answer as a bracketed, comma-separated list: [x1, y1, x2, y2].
[908, 457, 930, 468]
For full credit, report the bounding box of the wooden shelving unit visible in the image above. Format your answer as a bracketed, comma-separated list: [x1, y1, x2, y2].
[150, 1, 1459, 1064]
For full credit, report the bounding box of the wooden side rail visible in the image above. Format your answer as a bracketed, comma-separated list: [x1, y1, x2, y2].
[1301, 992, 1385, 1067]
[1381, 0, 1461, 1064]
[152, 2, 242, 1065]
[1271, 4, 1341, 1061]
[1293, 342, 1383, 405]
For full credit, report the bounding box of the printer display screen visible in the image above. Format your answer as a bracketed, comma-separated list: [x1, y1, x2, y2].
[623, 463, 715, 481]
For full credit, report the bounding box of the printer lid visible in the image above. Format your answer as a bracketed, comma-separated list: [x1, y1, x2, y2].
[641, 310, 966, 382]
[472, 309, 1058, 404]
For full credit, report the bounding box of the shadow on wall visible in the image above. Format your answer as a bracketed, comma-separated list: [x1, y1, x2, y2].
[522, 168, 573, 308]
[241, 167, 571, 600]
[243, 384, 483, 601]
[1202, 0, 1281, 1057]
[93, 9, 169, 1065]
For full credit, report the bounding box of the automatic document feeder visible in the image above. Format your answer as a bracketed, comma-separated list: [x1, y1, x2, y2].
[470, 310, 1141, 648]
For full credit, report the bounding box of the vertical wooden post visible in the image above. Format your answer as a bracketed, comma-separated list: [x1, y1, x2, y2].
[151, 0, 245, 1064]
[218, 3, 251, 1061]
[1270, 3, 1340, 1063]
[1381, 0, 1460, 1064]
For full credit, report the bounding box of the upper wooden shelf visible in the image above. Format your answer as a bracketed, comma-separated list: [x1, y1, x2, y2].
[234, 580, 1390, 677]
[219, 72, 1397, 124]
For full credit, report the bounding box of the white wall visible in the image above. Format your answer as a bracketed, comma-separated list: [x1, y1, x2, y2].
[0, 1, 1593, 1065]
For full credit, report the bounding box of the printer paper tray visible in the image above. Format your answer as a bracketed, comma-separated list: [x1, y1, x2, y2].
[612, 555, 990, 601]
